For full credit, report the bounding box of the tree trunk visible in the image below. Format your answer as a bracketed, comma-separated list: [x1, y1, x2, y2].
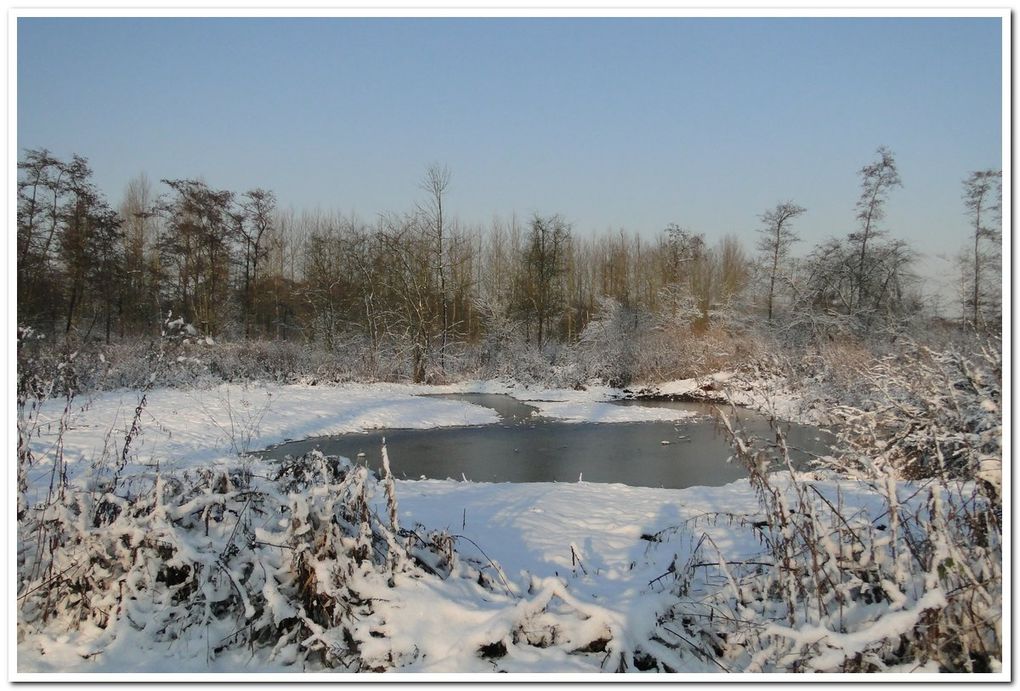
[973, 205, 982, 329]
[768, 231, 780, 323]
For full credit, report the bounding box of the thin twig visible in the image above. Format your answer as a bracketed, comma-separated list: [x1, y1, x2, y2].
[452, 534, 518, 600]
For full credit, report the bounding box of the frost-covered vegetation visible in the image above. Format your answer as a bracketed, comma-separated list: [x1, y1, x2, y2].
[653, 340, 1001, 673]
[15, 145, 1003, 675]
[19, 438, 536, 671]
[16, 316, 1002, 674]
[18, 149, 1001, 387]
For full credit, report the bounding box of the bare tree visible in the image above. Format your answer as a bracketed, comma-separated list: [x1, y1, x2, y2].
[419, 164, 451, 370]
[657, 224, 706, 322]
[156, 179, 235, 334]
[520, 214, 570, 346]
[238, 188, 276, 337]
[119, 173, 158, 335]
[757, 202, 806, 323]
[58, 157, 99, 335]
[961, 169, 1002, 330]
[301, 216, 355, 351]
[662, 223, 705, 285]
[17, 149, 62, 326]
[379, 214, 439, 382]
[52, 157, 125, 341]
[683, 236, 751, 328]
[17, 149, 55, 268]
[851, 147, 901, 313]
[717, 235, 750, 308]
[265, 208, 307, 339]
[802, 232, 916, 330]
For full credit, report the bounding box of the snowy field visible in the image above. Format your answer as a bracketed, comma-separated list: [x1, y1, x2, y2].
[23, 382, 501, 495]
[17, 379, 996, 677]
[22, 474, 886, 675]
[16, 380, 760, 675]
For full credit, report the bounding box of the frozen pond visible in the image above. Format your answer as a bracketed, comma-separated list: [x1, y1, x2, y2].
[263, 393, 833, 490]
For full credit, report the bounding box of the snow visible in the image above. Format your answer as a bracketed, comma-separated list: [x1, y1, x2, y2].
[18, 466, 935, 676]
[532, 401, 699, 423]
[25, 380, 703, 490]
[400, 378, 628, 404]
[16, 380, 747, 675]
[643, 372, 829, 426]
[16, 471, 767, 674]
[504, 383, 625, 403]
[24, 382, 500, 488]
[651, 371, 737, 398]
[396, 478, 761, 586]
[17, 378, 998, 677]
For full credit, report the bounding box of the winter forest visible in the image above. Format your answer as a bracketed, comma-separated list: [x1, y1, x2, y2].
[16, 149, 1003, 381]
[16, 16, 1005, 679]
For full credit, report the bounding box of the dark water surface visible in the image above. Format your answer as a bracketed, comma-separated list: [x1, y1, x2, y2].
[262, 394, 832, 490]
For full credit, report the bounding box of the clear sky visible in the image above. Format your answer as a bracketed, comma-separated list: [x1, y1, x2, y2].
[17, 17, 1003, 304]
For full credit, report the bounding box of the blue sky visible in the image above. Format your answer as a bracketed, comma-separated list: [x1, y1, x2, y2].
[17, 17, 1003, 302]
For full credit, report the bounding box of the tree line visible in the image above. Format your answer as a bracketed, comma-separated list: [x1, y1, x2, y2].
[17, 148, 1001, 382]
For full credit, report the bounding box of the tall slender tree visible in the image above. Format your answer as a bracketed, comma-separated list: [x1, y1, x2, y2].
[238, 188, 276, 336]
[757, 202, 806, 323]
[157, 179, 235, 334]
[17, 149, 61, 325]
[58, 156, 100, 334]
[119, 173, 158, 335]
[961, 169, 1002, 330]
[521, 214, 570, 346]
[419, 164, 451, 369]
[850, 147, 901, 314]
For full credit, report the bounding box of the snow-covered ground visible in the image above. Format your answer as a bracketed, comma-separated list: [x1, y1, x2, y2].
[20, 475, 771, 674]
[20, 378, 988, 677]
[16, 380, 761, 675]
[22, 382, 496, 496]
[411, 379, 626, 403]
[530, 401, 698, 423]
[19, 463, 946, 676]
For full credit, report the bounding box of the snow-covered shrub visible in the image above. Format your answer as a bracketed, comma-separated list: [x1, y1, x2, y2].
[17, 333, 111, 396]
[652, 364, 1001, 674]
[631, 323, 761, 385]
[574, 297, 641, 387]
[475, 298, 557, 384]
[17, 318, 462, 670]
[17, 326, 122, 519]
[24, 331, 492, 393]
[792, 338, 885, 410]
[16, 449, 463, 671]
[19, 315, 218, 395]
[829, 339, 1001, 483]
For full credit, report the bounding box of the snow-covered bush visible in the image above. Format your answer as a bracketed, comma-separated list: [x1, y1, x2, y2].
[16, 449, 466, 670]
[829, 339, 1001, 483]
[574, 297, 640, 387]
[632, 323, 763, 385]
[475, 298, 557, 384]
[650, 336, 1002, 673]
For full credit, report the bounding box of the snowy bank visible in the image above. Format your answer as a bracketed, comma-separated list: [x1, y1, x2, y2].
[20, 377, 997, 676]
[640, 371, 828, 426]
[19, 471, 964, 675]
[398, 378, 628, 404]
[532, 401, 699, 424]
[26, 382, 499, 484]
